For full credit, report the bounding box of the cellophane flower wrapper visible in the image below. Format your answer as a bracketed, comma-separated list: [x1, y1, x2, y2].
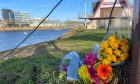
[59, 51, 81, 81]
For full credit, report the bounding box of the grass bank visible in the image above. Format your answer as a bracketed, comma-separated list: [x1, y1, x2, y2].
[0, 29, 106, 83]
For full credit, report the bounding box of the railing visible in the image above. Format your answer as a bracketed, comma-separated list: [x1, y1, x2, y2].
[78, 11, 132, 20]
[78, 12, 93, 19]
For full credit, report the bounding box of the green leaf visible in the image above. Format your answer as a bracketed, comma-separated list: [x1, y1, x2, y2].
[93, 61, 101, 70]
[115, 31, 118, 35]
[100, 80, 104, 84]
[127, 38, 131, 46]
[122, 34, 126, 39]
[62, 59, 71, 65]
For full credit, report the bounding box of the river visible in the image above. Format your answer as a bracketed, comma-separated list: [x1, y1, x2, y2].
[0, 29, 69, 52]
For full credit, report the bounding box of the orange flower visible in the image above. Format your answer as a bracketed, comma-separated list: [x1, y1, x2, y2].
[97, 64, 112, 79]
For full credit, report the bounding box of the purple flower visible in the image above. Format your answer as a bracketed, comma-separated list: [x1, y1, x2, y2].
[94, 77, 100, 84]
[88, 66, 100, 84]
[62, 65, 68, 71]
[84, 52, 97, 66]
[88, 66, 96, 78]
[103, 80, 108, 84]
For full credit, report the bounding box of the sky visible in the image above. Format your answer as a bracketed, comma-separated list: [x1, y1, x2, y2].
[0, 0, 133, 21]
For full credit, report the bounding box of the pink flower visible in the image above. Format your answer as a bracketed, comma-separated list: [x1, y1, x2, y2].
[88, 66, 100, 84]
[84, 52, 97, 66]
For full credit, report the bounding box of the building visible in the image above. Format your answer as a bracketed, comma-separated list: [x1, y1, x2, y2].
[66, 20, 84, 28]
[14, 12, 30, 27]
[30, 18, 51, 27]
[0, 20, 3, 28]
[2, 9, 30, 27]
[2, 9, 15, 26]
[30, 18, 66, 28]
[79, 0, 132, 29]
[30, 18, 42, 27]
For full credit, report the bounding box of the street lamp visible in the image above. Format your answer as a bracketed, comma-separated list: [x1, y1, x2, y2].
[84, 0, 87, 29]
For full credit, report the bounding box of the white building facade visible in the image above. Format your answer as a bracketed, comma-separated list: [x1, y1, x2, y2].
[30, 18, 63, 28]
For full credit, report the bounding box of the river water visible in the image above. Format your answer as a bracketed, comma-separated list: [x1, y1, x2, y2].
[0, 29, 69, 52]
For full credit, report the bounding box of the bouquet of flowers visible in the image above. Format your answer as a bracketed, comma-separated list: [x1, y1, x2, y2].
[98, 34, 130, 65]
[78, 52, 113, 84]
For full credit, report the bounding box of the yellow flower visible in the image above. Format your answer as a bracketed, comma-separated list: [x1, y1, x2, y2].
[102, 52, 108, 57]
[114, 49, 122, 56]
[99, 56, 103, 61]
[110, 40, 119, 49]
[102, 59, 111, 64]
[107, 55, 117, 63]
[118, 39, 128, 46]
[105, 48, 113, 55]
[119, 53, 129, 61]
[78, 65, 93, 82]
[108, 35, 117, 41]
[99, 49, 103, 54]
[121, 44, 129, 53]
[101, 40, 110, 50]
[59, 72, 66, 80]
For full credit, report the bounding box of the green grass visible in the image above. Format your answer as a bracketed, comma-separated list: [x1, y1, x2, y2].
[0, 29, 109, 83]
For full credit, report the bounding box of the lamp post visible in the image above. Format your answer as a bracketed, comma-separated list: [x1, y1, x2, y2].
[84, 0, 87, 29]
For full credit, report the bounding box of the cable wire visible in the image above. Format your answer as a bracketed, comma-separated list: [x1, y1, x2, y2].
[106, 0, 117, 34]
[1, 0, 63, 60]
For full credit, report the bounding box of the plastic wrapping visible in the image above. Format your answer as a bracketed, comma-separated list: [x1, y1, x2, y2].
[59, 51, 81, 81]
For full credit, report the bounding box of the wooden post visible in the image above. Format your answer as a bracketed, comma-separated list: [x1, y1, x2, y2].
[129, 0, 140, 84]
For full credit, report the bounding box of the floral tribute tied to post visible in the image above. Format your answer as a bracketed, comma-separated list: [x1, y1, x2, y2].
[78, 33, 130, 84]
[59, 33, 130, 83]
